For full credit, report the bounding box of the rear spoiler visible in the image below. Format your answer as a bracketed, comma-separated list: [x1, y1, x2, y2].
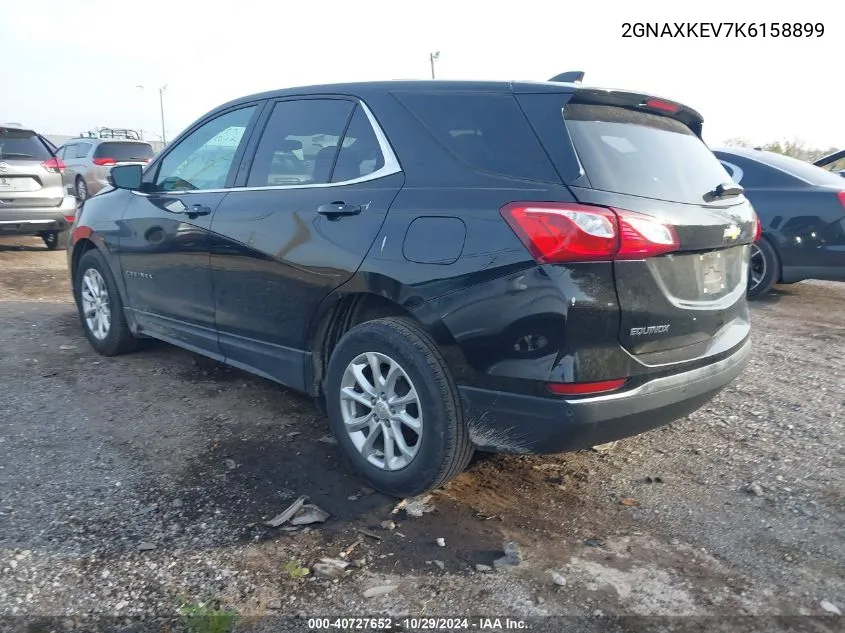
[543, 71, 704, 137]
[814, 148, 845, 168]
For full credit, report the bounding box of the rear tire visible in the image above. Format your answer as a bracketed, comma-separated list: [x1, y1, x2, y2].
[325, 317, 473, 497]
[41, 230, 69, 251]
[73, 249, 138, 356]
[75, 177, 88, 202]
[747, 238, 779, 299]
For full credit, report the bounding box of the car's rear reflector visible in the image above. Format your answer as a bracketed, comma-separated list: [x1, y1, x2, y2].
[41, 157, 65, 174]
[64, 213, 76, 223]
[93, 157, 116, 166]
[547, 378, 627, 396]
[753, 211, 762, 242]
[500, 202, 680, 263]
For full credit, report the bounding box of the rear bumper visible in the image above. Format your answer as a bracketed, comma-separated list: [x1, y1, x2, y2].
[0, 197, 77, 235]
[459, 337, 751, 454]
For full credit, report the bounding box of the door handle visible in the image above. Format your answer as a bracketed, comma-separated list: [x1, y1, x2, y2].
[187, 204, 212, 218]
[317, 201, 361, 218]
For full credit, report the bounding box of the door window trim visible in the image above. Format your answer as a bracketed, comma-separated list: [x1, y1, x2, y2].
[137, 98, 401, 196]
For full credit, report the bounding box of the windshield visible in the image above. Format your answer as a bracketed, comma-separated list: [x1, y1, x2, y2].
[564, 104, 733, 204]
[94, 142, 154, 162]
[0, 127, 53, 160]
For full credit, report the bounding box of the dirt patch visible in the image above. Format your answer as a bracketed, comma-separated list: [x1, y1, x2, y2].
[0, 236, 843, 621]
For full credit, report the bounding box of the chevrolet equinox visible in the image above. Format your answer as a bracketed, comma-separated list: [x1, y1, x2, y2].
[67, 77, 756, 496]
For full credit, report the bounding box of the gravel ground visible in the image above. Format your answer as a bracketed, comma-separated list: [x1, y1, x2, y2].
[0, 236, 843, 632]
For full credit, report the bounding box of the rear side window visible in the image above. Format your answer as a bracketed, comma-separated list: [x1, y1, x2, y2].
[94, 142, 154, 162]
[756, 151, 845, 187]
[0, 127, 53, 160]
[74, 143, 92, 158]
[246, 99, 355, 187]
[392, 92, 560, 182]
[563, 104, 732, 204]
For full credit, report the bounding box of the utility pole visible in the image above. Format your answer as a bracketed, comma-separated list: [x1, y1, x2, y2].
[158, 86, 167, 146]
[429, 51, 440, 79]
[136, 84, 168, 145]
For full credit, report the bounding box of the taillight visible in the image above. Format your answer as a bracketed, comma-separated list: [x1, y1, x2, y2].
[753, 211, 762, 242]
[837, 191, 845, 209]
[93, 157, 116, 166]
[41, 157, 65, 173]
[547, 378, 627, 396]
[500, 202, 679, 263]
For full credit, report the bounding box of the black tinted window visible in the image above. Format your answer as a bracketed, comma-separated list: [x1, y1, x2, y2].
[247, 99, 354, 187]
[331, 106, 384, 183]
[392, 92, 560, 182]
[716, 154, 783, 188]
[0, 128, 53, 160]
[95, 142, 154, 161]
[756, 151, 845, 187]
[564, 104, 732, 204]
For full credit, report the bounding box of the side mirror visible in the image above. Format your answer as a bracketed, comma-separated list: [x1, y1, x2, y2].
[109, 164, 143, 190]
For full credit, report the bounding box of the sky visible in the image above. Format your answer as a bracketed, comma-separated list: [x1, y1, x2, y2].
[2, 0, 841, 150]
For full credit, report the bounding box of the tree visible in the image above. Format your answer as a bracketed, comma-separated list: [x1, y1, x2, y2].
[721, 136, 839, 163]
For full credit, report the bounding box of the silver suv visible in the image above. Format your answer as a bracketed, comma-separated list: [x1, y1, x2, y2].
[56, 129, 155, 201]
[0, 124, 78, 250]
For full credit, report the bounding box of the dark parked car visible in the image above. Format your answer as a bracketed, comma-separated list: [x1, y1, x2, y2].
[0, 123, 78, 249]
[714, 147, 845, 297]
[66, 78, 756, 496]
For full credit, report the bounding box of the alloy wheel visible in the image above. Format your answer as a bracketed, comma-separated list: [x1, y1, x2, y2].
[339, 351, 423, 471]
[80, 268, 111, 340]
[749, 243, 767, 293]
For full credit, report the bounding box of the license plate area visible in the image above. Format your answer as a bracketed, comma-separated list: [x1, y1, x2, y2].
[0, 176, 38, 192]
[697, 250, 727, 295]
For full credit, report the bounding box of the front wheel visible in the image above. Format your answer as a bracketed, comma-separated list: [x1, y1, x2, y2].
[73, 249, 138, 355]
[747, 238, 779, 299]
[325, 317, 473, 497]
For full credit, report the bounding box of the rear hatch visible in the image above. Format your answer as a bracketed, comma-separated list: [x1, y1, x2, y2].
[0, 127, 65, 207]
[518, 91, 756, 361]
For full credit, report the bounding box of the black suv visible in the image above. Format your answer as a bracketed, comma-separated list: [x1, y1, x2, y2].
[67, 78, 756, 496]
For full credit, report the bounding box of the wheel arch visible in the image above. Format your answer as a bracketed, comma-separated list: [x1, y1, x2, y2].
[305, 275, 469, 403]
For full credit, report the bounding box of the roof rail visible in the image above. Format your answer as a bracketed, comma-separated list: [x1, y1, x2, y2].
[548, 71, 585, 84]
[77, 127, 142, 140]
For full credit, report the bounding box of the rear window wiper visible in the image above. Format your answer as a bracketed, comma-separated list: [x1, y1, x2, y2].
[0, 152, 37, 158]
[705, 182, 744, 201]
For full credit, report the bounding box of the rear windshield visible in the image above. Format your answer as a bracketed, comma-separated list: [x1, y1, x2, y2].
[392, 92, 560, 182]
[0, 127, 53, 161]
[94, 142, 154, 161]
[564, 104, 732, 204]
[757, 151, 845, 187]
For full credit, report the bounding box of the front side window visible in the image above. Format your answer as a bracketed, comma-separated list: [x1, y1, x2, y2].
[155, 106, 257, 192]
[246, 99, 355, 187]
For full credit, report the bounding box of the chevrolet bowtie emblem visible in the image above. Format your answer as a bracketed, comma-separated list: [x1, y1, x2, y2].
[723, 225, 741, 240]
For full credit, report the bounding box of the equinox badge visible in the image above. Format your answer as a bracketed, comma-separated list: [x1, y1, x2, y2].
[630, 324, 671, 336]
